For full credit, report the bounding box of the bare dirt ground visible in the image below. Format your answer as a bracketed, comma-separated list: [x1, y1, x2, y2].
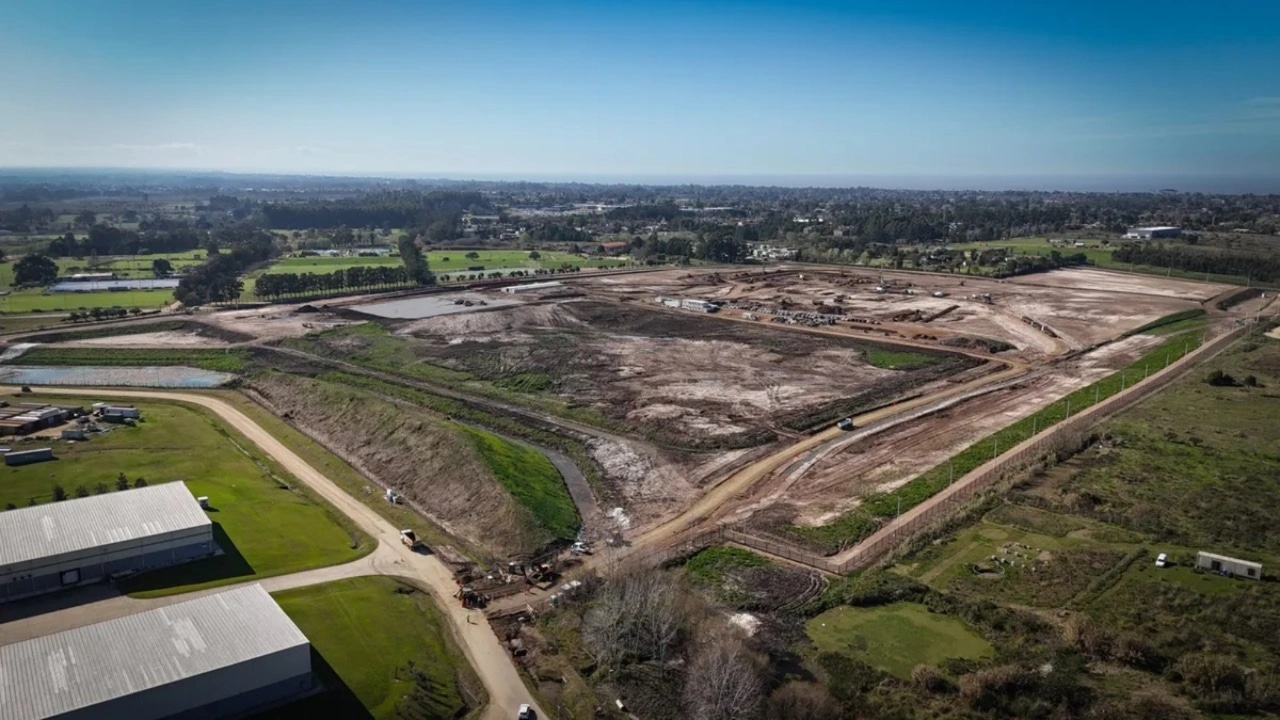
[56, 330, 230, 348]
[397, 298, 975, 449]
[577, 267, 1208, 361]
[732, 333, 1167, 530]
[1007, 267, 1230, 300]
[196, 304, 360, 341]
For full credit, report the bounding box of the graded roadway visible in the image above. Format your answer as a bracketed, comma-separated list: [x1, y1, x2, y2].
[2, 386, 543, 720]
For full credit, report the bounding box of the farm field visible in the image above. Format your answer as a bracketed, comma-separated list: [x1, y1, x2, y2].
[272, 577, 477, 720]
[0, 396, 372, 596]
[806, 602, 993, 679]
[0, 253, 200, 314]
[3, 347, 249, 373]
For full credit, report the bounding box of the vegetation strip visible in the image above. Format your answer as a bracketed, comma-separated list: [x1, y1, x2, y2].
[2, 347, 248, 373]
[790, 328, 1209, 553]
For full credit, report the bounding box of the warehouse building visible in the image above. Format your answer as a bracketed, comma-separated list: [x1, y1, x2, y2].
[0, 584, 315, 720]
[0, 482, 214, 603]
[501, 280, 564, 294]
[1124, 225, 1182, 239]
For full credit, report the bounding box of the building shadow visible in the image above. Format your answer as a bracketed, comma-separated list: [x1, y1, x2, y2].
[0, 582, 122, 624]
[117, 522, 255, 594]
[251, 647, 373, 720]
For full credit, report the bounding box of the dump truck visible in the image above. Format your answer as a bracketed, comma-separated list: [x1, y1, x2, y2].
[399, 529, 423, 550]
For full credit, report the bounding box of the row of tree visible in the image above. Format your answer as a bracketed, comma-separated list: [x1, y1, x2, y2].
[254, 266, 417, 300]
[1112, 243, 1280, 282]
[47, 224, 209, 257]
[259, 190, 491, 229]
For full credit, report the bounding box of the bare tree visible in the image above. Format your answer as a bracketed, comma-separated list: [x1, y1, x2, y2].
[582, 570, 689, 668]
[683, 627, 763, 720]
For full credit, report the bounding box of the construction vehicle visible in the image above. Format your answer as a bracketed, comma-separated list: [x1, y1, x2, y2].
[399, 529, 423, 550]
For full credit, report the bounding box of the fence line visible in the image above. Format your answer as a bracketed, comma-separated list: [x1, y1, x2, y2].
[497, 321, 1252, 617]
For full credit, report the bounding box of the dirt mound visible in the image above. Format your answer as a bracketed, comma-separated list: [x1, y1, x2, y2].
[401, 302, 584, 339]
[249, 372, 551, 556]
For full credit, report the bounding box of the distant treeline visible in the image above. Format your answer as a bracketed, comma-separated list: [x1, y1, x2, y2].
[48, 223, 208, 257]
[1112, 244, 1280, 283]
[260, 190, 492, 229]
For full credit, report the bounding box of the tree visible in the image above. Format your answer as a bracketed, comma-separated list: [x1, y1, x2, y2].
[133, 477, 148, 488]
[528, 250, 541, 260]
[52, 484, 67, 502]
[75, 209, 96, 227]
[4, 503, 15, 511]
[13, 254, 59, 287]
[151, 258, 174, 276]
[74, 485, 90, 498]
[397, 236, 435, 286]
[767, 682, 840, 720]
[94, 482, 110, 495]
[684, 629, 763, 720]
[116, 473, 129, 491]
[465, 251, 480, 260]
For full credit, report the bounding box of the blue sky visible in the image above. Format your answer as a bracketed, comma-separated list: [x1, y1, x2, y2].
[1, 0, 1278, 185]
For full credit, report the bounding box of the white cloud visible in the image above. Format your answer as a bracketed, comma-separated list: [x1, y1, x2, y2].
[110, 142, 203, 153]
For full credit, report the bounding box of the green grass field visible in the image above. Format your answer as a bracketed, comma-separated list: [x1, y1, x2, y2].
[273, 577, 476, 720]
[265, 255, 404, 274]
[806, 602, 993, 678]
[0, 253, 200, 314]
[863, 347, 939, 370]
[0, 396, 371, 596]
[4, 347, 248, 373]
[460, 426, 579, 541]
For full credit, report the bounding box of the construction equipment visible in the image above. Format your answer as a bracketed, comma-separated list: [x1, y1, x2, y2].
[399, 529, 423, 549]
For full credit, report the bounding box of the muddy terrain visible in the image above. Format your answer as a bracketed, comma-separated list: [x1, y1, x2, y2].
[397, 299, 977, 449]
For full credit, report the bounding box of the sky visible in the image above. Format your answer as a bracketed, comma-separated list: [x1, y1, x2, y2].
[1, 0, 1278, 189]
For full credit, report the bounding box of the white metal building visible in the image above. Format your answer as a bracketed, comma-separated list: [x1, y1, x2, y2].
[1124, 226, 1182, 239]
[0, 584, 314, 720]
[0, 483, 214, 603]
[500, 281, 563, 294]
[1197, 551, 1262, 579]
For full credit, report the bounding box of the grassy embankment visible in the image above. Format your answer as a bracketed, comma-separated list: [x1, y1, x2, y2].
[886, 329, 1280, 712]
[273, 577, 480, 720]
[0, 396, 371, 596]
[459, 425, 578, 541]
[790, 322, 1210, 553]
[2, 347, 248, 373]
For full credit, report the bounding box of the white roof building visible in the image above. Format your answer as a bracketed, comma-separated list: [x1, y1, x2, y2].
[0, 584, 313, 720]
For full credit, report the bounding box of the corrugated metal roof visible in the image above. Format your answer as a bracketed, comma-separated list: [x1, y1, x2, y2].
[0, 483, 212, 568]
[0, 584, 309, 720]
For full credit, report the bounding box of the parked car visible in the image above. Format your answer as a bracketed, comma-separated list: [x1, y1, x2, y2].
[517, 704, 535, 719]
[1155, 553, 1169, 568]
[837, 418, 855, 431]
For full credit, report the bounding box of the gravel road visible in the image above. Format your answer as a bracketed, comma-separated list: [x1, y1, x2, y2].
[24, 386, 543, 720]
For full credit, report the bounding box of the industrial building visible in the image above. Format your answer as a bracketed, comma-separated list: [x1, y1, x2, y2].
[1197, 551, 1262, 579]
[1124, 226, 1182, 239]
[0, 584, 314, 720]
[500, 281, 564, 294]
[680, 298, 718, 313]
[0, 404, 73, 437]
[0, 482, 214, 603]
[4, 447, 53, 466]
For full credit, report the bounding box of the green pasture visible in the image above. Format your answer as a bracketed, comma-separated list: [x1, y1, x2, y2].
[0, 396, 371, 596]
[273, 577, 474, 720]
[806, 602, 993, 679]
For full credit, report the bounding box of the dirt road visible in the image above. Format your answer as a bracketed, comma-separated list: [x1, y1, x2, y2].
[632, 362, 1029, 546]
[26, 386, 543, 720]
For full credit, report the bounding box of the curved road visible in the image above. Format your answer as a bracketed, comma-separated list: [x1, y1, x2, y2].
[25, 386, 542, 720]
